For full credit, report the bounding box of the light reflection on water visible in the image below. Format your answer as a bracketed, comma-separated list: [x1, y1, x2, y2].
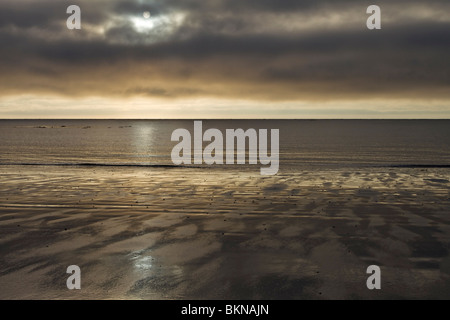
[133, 255, 154, 271]
[129, 250, 154, 272]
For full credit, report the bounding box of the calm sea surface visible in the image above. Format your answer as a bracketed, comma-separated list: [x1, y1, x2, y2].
[0, 120, 449, 171]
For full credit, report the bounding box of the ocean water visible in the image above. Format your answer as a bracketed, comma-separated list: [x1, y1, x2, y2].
[0, 120, 449, 171]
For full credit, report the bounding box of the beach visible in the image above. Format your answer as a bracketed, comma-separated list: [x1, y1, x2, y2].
[1, 165, 449, 299]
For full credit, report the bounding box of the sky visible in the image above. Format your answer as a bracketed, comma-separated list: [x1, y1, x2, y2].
[0, 0, 449, 119]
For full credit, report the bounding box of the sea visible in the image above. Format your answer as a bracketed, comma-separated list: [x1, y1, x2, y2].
[0, 120, 449, 172]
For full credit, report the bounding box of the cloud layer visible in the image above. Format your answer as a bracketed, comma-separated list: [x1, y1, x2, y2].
[0, 0, 449, 117]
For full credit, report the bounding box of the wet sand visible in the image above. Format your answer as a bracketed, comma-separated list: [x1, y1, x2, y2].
[0, 165, 449, 299]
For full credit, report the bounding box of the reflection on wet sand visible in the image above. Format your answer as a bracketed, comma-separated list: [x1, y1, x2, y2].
[0, 166, 449, 299]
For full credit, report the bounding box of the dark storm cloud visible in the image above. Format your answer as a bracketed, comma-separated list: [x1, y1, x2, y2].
[0, 0, 449, 100]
